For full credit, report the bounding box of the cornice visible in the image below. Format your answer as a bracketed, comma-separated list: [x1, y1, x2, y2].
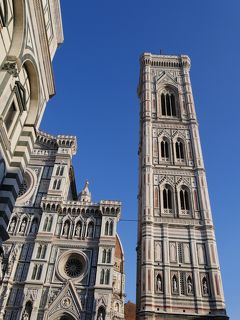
[34, 0, 55, 96]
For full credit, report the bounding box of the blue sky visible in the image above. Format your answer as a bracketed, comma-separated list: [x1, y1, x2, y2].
[41, 1, 239, 318]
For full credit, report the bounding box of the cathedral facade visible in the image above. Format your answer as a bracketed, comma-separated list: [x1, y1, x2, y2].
[0, 0, 63, 251]
[136, 53, 228, 319]
[0, 131, 125, 320]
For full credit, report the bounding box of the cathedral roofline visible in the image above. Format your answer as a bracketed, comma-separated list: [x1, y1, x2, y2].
[41, 196, 121, 218]
[37, 130, 77, 154]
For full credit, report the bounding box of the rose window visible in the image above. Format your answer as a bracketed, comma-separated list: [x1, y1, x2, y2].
[58, 251, 88, 281]
[64, 256, 83, 278]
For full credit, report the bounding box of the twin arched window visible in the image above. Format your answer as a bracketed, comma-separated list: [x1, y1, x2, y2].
[161, 92, 177, 117]
[43, 216, 53, 232]
[158, 138, 185, 163]
[100, 269, 110, 285]
[53, 179, 61, 190]
[56, 166, 64, 176]
[155, 185, 193, 215]
[31, 264, 43, 280]
[36, 244, 47, 259]
[161, 139, 169, 160]
[104, 220, 114, 236]
[102, 249, 112, 263]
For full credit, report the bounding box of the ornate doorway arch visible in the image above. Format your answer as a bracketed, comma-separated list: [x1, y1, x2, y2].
[60, 315, 76, 320]
[48, 312, 77, 320]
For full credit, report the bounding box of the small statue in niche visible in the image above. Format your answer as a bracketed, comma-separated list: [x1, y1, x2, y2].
[187, 277, 193, 294]
[9, 219, 16, 233]
[156, 274, 162, 292]
[63, 222, 69, 236]
[20, 219, 27, 233]
[22, 311, 29, 320]
[87, 223, 93, 238]
[202, 278, 208, 294]
[172, 276, 178, 293]
[97, 312, 104, 320]
[75, 223, 81, 237]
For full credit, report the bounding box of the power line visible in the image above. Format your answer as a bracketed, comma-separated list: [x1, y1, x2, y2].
[119, 219, 138, 222]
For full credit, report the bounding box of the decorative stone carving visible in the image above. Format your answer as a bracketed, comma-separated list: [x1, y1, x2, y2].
[22, 310, 30, 320]
[61, 297, 72, 308]
[2, 61, 19, 77]
[25, 289, 38, 302]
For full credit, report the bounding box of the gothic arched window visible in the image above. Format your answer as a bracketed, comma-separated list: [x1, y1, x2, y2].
[56, 166, 60, 176]
[57, 179, 61, 190]
[105, 269, 110, 284]
[109, 221, 114, 236]
[107, 249, 112, 263]
[161, 92, 177, 117]
[43, 217, 48, 231]
[60, 166, 64, 176]
[175, 139, 185, 161]
[102, 249, 106, 263]
[36, 245, 42, 259]
[47, 216, 53, 232]
[179, 187, 190, 212]
[163, 185, 173, 210]
[100, 269, 105, 284]
[104, 221, 109, 235]
[36, 264, 42, 280]
[31, 265, 37, 280]
[161, 138, 169, 160]
[154, 187, 159, 208]
[53, 179, 58, 190]
[41, 245, 47, 259]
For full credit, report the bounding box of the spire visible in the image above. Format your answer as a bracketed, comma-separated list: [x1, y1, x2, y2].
[78, 180, 91, 203]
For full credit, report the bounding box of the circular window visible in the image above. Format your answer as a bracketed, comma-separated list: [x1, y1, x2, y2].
[64, 256, 83, 278]
[18, 180, 28, 197]
[58, 251, 88, 282]
[16, 169, 37, 204]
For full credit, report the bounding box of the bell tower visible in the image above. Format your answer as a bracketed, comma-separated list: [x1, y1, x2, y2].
[136, 53, 228, 319]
